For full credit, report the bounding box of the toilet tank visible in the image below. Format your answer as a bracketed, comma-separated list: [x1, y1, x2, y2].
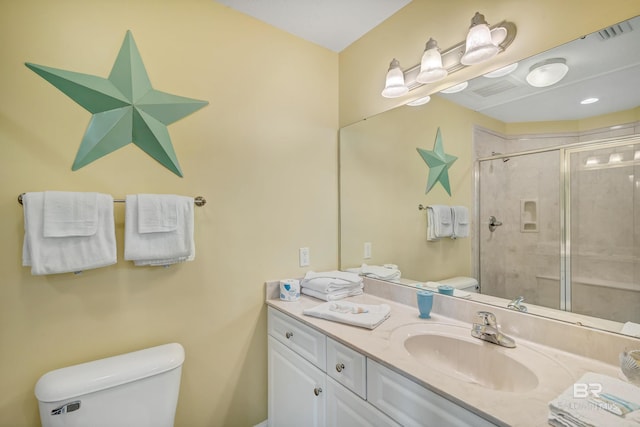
[35, 343, 185, 427]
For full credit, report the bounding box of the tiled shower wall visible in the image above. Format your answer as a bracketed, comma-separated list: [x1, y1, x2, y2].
[474, 123, 640, 323]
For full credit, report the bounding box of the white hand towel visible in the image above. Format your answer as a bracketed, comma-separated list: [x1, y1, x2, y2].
[621, 322, 640, 337]
[43, 191, 98, 237]
[124, 194, 195, 266]
[451, 205, 469, 239]
[137, 194, 178, 233]
[301, 284, 364, 301]
[427, 205, 453, 240]
[22, 192, 116, 275]
[303, 301, 391, 329]
[548, 372, 640, 427]
[360, 264, 401, 280]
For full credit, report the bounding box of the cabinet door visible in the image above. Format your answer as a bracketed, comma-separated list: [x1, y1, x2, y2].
[268, 336, 326, 427]
[326, 377, 400, 427]
[326, 337, 367, 398]
[367, 360, 497, 427]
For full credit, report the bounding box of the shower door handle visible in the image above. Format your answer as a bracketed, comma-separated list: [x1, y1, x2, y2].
[488, 216, 503, 232]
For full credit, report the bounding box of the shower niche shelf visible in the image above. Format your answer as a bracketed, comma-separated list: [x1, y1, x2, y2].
[520, 199, 538, 233]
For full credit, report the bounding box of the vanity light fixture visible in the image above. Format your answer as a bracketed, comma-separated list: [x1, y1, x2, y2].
[526, 58, 569, 87]
[416, 38, 448, 84]
[381, 58, 409, 98]
[609, 153, 624, 163]
[585, 156, 599, 166]
[440, 81, 469, 94]
[483, 62, 518, 78]
[460, 12, 506, 65]
[635, 150, 640, 161]
[406, 96, 432, 106]
[381, 12, 516, 98]
[580, 97, 599, 105]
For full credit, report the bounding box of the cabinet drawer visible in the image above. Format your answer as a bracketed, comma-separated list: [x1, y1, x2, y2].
[268, 307, 326, 371]
[367, 359, 497, 427]
[326, 337, 367, 398]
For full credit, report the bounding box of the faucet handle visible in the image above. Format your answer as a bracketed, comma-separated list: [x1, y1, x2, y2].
[475, 311, 497, 326]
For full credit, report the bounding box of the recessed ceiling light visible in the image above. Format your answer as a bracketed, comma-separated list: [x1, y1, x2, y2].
[580, 97, 599, 105]
[440, 81, 468, 94]
[406, 96, 431, 106]
[483, 62, 518, 78]
[526, 58, 569, 87]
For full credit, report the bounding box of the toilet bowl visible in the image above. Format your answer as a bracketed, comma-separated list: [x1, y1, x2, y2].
[35, 343, 184, 427]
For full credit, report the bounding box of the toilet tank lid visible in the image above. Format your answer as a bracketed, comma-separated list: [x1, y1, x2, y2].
[35, 343, 185, 403]
[437, 276, 479, 289]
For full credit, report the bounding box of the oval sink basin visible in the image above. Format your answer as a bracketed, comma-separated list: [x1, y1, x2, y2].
[391, 323, 571, 393]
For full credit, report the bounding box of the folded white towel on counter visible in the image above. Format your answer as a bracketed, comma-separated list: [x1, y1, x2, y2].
[359, 264, 401, 280]
[427, 205, 453, 241]
[301, 283, 364, 301]
[22, 192, 116, 275]
[303, 301, 391, 329]
[43, 191, 99, 237]
[621, 322, 640, 337]
[124, 194, 195, 266]
[548, 372, 640, 427]
[300, 270, 363, 293]
[451, 205, 469, 239]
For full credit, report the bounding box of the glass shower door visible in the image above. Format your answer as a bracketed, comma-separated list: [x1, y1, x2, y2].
[478, 150, 561, 309]
[567, 141, 640, 323]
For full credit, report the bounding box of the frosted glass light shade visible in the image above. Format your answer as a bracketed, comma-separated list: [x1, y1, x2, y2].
[416, 38, 448, 84]
[381, 58, 408, 98]
[440, 81, 468, 94]
[406, 96, 431, 106]
[461, 13, 499, 65]
[526, 58, 569, 87]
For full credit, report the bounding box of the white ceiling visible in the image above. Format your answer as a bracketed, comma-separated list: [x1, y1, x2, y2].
[214, 0, 411, 52]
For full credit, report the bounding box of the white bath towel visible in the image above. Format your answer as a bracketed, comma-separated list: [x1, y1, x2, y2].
[124, 194, 195, 266]
[301, 283, 364, 301]
[548, 372, 640, 427]
[300, 270, 363, 293]
[427, 205, 453, 241]
[451, 205, 469, 239]
[22, 192, 116, 275]
[303, 301, 391, 329]
[43, 191, 98, 237]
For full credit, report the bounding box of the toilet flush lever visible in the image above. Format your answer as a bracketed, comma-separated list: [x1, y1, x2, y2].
[51, 400, 81, 415]
[488, 216, 503, 232]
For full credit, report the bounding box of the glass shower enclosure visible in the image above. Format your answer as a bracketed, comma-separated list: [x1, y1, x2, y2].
[476, 135, 640, 324]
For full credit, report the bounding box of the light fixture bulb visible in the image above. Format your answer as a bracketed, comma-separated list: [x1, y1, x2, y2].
[440, 81, 468, 94]
[416, 38, 448, 84]
[461, 12, 499, 65]
[585, 156, 599, 166]
[483, 62, 518, 78]
[406, 96, 431, 106]
[381, 58, 408, 98]
[526, 58, 569, 87]
[609, 153, 623, 163]
[634, 150, 640, 161]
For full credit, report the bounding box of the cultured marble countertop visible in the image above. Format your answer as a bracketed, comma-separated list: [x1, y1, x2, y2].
[266, 288, 627, 427]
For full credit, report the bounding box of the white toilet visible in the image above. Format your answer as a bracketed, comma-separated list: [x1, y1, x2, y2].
[35, 343, 185, 427]
[437, 276, 479, 293]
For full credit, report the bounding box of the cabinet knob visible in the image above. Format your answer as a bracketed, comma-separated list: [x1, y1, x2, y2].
[285, 331, 293, 339]
[313, 387, 323, 396]
[336, 363, 345, 373]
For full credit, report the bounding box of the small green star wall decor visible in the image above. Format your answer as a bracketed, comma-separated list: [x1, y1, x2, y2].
[416, 127, 457, 196]
[26, 30, 208, 177]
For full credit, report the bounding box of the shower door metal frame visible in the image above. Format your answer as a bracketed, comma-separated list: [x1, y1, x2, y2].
[475, 134, 640, 313]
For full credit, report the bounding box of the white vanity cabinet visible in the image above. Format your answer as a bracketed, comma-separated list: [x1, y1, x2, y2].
[267, 306, 496, 427]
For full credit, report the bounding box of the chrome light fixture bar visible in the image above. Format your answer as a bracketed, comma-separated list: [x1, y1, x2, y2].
[382, 12, 516, 98]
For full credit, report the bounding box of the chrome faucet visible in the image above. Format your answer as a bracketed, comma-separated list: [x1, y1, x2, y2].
[471, 311, 516, 348]
[507, 296, 528, 312]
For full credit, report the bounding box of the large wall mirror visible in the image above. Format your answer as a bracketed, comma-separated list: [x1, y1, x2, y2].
[339, 15, 640, 337]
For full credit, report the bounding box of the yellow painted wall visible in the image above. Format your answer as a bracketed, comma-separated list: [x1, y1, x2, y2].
[339, 0, 640, 126]
[0, 1, 337, 426]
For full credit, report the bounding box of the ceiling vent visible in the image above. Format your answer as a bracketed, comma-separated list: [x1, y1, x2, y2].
[597, 20, 633, 40]
[472, 79, 518, 97]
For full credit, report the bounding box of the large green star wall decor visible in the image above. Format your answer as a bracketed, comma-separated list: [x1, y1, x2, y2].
[25, 31, 208, 177]
[416, 127, 457, 196]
